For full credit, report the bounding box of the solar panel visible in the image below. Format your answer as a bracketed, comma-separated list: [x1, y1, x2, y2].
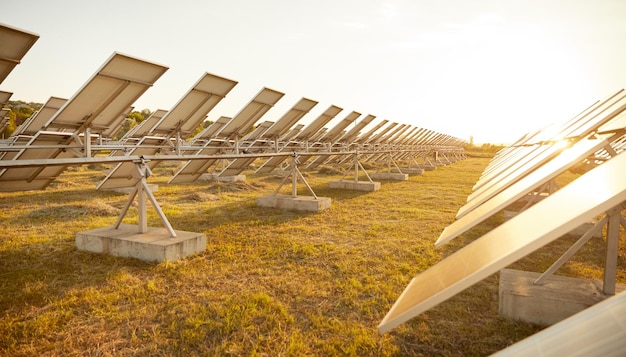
[0, 108, 10, 135]
[0, 91, 12, 105]
[461, 92, 626, 218]
[254, 105, 343, 174]
[97, 73, 239, 188]
[0, 23, 39, 84]
[378, 149, 626, 334]
[12, 97, 68, 136]
[190, 116, 232, 142]
[0, 131, 77, 191]
[42, 52, 169, 135]
[318, 111, 361, 143]
[472, 91, 625, 193]
[216, 87, 284, 139]
[120, 109, 168, 141]
[436, 138, 609, 247]
[294, 105, 343, 141]
[339, 114, 376, 144]
[146, 73, 237, 138]
[356, 119, 388, 144]
[167, 117, 235, 184]
[299, 111, 360, 168]
[0, 53, 168, 191]
[261, 98, 318, 140]
[218, 98, 318, 177]
[366, 122, 398, 144]
[493, 290, 626, 357]
[279, 123, 304, 141]
[168, 147, 222, 184]
[319, 115, 378, 166]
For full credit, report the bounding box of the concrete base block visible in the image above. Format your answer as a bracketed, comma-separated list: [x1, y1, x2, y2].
[103, 184, 159, 194]
[370, 172, 409, 181]
[422, 165, 436, 171]
[499, 269, 625, 326]
[76, 224, 207, 262]
[257, 194, 331, 212]
[402, 168, 424, 175]
[329, 180, 381, 192]
[200, 173, 246, 182]
[504, 210, 601, 237]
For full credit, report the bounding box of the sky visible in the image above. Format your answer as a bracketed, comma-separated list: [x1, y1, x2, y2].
[2, 0, 626, 144]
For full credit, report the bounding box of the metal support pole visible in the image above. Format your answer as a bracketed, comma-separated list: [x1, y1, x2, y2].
[603, 206, 622, 295]
[353, 151, 359, 182]
[112, 158, 177, 238]
[291, 156, 297, 198]
[534, 215, 608, 285]
[137, 174, 148, 233]
[84, 127, 91, 157]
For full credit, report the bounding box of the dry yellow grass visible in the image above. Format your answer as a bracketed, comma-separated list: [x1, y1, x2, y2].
[0, 157, 623, 356]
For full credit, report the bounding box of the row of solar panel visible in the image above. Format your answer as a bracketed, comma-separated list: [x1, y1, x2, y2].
[0, 23, 465, 192]
[379, 88, 626, 355]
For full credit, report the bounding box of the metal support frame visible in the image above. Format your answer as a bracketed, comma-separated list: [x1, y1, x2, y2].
[534, 202, 625, 295]
[272, 153, 318, 199]
[519, 179, 558, 211]
[376, 151, 404, 174]
[340, 150, 374, 183]
[113, 157, 177, 237]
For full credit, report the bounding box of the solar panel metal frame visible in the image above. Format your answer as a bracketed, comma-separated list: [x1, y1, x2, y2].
[190, 116, 232, 142]
[121, 109, 168, 141]
[461, 93, 626, 218]
[378, 150, 626, 334]
[317, 111, 361, 143]
[356, 119, 388, 144]
[261, 97, 318, 140]
[254, 105, 343, 174]
[216, 87, 284, 139]
[42, 52, 169, 135]
[146, 72, 237, 138]
[12, 96, 68, 136]
[0, 91, 12, 105]
[0, 53, 168, 191]
[97, 136, 172, 189]
[294, 105, 343, 141]
[0, 131, 80, 191]
[473, 90, 625, 192]
[0, 23, 39, 84]
[338, 114, 376, 144]
[437, 138, 609, 246]
[218, 98, 318, 177]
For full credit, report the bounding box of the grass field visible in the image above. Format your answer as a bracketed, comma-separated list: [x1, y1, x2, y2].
[1, 157, 624, 356]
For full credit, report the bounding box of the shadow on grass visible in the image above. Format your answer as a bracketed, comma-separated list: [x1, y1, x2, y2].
[0, 242, 152, 314]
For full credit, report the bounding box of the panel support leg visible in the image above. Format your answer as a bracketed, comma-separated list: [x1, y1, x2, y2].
[603, 205, 624, 294]
[341, 151, 373, 183]
[113, 158, 177, 237]
[534, 202, 625, 294]
[273, 153, 318, 199]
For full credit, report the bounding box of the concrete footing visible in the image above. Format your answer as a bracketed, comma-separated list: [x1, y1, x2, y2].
[422, 165, 436, 171]
[329, 180, 381, 192]
[257, 194, 331, 212]
[370, 172, 409, 181]
[499, 269, 625, 326]
[200, 173, 246, 182]
[103, 184, 159, 194]
[76, 224, 207, 262]
[402, 168, 424, 175]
